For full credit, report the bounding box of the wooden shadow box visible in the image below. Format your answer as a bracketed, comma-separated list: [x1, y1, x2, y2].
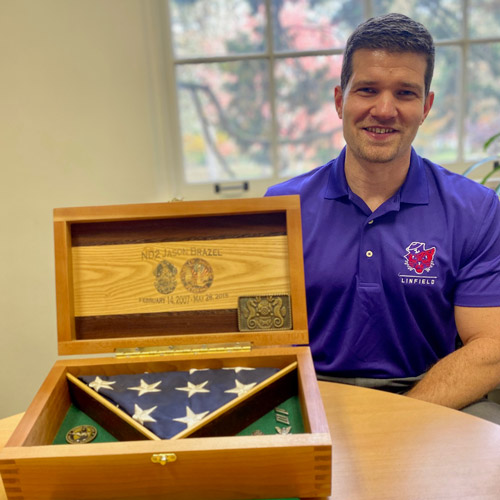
[0, 195, 332, 500]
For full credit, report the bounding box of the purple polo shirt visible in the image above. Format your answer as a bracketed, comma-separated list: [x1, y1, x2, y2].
[266, 147, 500, 378]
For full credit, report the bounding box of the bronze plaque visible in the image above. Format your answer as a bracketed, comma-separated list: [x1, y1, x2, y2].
[238, 295, 292, 331]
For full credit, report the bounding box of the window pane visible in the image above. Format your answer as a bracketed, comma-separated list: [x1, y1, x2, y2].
[469, 0, 500, 38]
[272, 0, 364, 52]
[177, 61, 272, 183]
[414, 46, 460, 164]
[465, 43, 500, 158]
[373, 0, 462, 40]
[275, 55, 343, 176]
[170, 0, 266, 58]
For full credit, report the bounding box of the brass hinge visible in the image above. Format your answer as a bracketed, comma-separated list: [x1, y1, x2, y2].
[115, 342, 252, 359]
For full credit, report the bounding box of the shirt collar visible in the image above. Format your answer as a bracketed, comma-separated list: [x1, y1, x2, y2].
[399, 148, 429, 205]
[324, 147, 349, 199]
[324, 147, 429, 205]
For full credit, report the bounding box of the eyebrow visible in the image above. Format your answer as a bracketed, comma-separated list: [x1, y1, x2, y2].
[398, 82, 424, 92]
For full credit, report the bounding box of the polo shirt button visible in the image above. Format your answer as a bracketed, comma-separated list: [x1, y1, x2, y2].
[366, 250, 373, 257]
[368, 220, 374, 224]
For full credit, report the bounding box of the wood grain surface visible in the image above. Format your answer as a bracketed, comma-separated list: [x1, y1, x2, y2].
[72, 235, 289, 316]
[3, 382, 500, 500]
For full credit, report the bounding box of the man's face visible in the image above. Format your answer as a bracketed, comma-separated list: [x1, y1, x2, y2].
[335, 49, 434, 167]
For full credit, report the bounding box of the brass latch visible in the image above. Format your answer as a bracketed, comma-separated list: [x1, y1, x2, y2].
[151, 453, 177, 465]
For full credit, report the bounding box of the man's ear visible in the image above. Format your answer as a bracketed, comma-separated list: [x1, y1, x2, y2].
[334, 86, 343, 119]
[421, 90, 435, 124]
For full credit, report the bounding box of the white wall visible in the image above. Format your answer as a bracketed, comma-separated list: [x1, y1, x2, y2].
[0, 0, 176, 418]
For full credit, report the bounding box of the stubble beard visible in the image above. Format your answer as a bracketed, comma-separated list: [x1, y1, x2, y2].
[350, 140, 400, 165]
[347, 125, 417, 166]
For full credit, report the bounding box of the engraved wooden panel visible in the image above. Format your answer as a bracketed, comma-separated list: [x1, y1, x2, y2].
[72, 236, 289, 316]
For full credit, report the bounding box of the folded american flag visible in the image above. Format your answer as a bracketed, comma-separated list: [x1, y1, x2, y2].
[80, 367, 279, 439]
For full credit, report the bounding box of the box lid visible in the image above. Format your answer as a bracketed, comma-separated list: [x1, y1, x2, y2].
[54, 195, 308, 356]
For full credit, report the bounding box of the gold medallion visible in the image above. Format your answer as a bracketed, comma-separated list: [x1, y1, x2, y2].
[180, 258, 214, 293]
[66, 425, 98, 444]
[153, 260, 178, 295]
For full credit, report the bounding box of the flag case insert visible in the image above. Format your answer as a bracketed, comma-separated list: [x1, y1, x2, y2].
[0, 196, 332, 500]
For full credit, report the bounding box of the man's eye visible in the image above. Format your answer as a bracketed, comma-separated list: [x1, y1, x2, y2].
[399, 90, 417, 97]
[358, 88, 375, 94]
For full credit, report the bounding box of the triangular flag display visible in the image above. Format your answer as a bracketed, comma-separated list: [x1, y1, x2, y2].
[80, 367, 279, 439]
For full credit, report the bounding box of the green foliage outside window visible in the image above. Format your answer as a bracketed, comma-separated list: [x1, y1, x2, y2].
[463, 132, 500, 193]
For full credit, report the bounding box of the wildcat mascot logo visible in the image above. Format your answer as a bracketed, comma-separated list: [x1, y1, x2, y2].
[404, 242, 436, 274]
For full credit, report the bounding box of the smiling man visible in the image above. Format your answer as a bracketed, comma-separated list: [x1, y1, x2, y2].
[337, 48, 434, 212]
[266, 13, 500, 424]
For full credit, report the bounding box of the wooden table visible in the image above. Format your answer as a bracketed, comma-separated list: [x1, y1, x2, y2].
[2, 382, 500, 500]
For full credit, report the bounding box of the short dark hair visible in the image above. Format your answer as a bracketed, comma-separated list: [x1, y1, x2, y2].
[340, 13, 435, 96]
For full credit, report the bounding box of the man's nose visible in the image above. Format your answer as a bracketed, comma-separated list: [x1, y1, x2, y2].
[370, 92, 397, 119]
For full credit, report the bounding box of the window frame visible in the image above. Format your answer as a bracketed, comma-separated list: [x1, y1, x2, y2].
[161, 0, 500, 200]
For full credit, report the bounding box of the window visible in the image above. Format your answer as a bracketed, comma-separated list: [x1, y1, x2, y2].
[163, 0, 500, 198]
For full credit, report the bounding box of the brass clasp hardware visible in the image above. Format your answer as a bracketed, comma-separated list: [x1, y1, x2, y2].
[151, 453, 177, 465]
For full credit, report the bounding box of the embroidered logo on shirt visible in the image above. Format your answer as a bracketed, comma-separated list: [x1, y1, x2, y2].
[404, 242, 436, 274]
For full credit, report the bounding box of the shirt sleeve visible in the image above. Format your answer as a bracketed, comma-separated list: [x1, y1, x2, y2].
[454, 190, 500, 306]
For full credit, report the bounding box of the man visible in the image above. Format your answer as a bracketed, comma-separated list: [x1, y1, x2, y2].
[266, 13, 500, 423]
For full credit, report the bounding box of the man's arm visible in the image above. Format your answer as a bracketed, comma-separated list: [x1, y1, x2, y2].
[405, 306, 500, 409]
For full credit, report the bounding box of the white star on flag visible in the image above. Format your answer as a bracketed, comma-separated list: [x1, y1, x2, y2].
[175, 380, 210, 398]
[132, 404, 157, 425]
[128, 379, 162, 396]
[223, 367, 256, 373]
[224, 379, 257, 397]
[189, 368, 210, 375]
[89, 376, 116, 392]
[173, 406, 209, 428]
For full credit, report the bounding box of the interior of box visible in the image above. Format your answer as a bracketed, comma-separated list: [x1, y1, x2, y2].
[15, 352, 312, 447]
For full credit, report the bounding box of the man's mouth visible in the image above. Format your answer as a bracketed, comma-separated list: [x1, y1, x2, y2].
[364, 127, 396, 134]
